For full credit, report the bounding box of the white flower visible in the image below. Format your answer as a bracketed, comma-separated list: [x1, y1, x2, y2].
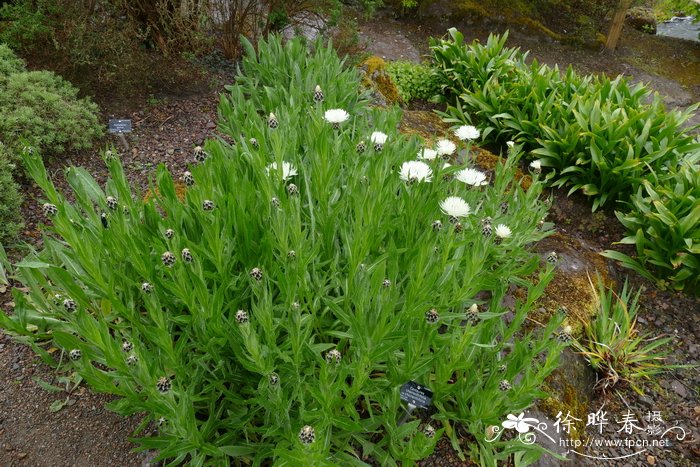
[455, 167, 488, 186]
[495, 224, 512, 238]
[399, 161, 433, 183]
[324, 108, 349, 124]
[440, 196, 471, 218]
[530, 160, 542, 170]
[370, 131, 388, 144]
[266, 161, 298, 181]
[506, 141, 515, 149]
[435, 139, 456, 156]
[502, 413, 539, 434]
[454, 125, 480, 141]
[417, 148, 438, 160]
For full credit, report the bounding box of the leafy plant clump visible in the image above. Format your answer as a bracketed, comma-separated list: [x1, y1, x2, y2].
[385, 60, 443, 103]
[603, 163, 700, 293]
[1, 35, 566, 465]
[0, 66, 103, 156]
[430, 28, 700, 291]
[431, 29, 700, 211]
[573, 277, 679, 394]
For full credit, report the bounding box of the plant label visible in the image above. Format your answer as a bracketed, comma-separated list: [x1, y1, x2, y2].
[108, 119, 132, 133]
[400, 381, 433, 409]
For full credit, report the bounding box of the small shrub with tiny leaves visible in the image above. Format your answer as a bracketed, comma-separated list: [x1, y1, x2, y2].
[0, 145, 23, 242]
[385, 60, 444, 103]
[1, 35, 566, 465]
[0, 45, 102, 157]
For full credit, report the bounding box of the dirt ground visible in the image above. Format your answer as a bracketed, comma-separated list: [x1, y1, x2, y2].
[1, 5, 699, 466]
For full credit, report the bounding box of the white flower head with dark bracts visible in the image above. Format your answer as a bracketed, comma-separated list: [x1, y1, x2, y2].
[499, 379, 512, 391]
[266, 161, 298, 181]
[454, 125, 480, 141]
[164, 228, 175, 239]
[249, 267, 263, 281]
[506, 141, 515, 149]
[268, 113, 279, 129]
[106, 196, 118, 210]
[42, 203, 58, 216]
[202, 200, 215, 211]
[371, 131, 388, 151]
[530, 159, 542, 174]
[235, 309, 249, 324]
[69, 349, 81, 361]
[456, 167, 488, 186]
[160, 251, 176, 267]
[425, 308, 439, 324]
[122, 340, 133, 352]
[417, 148, 438, 161]
[193, 146, 208, 163]
[495, 224, 512, 239]
[423, 424, 436, 438]
[156, 376, 172, 393]
[126, 354, 138, 366]
[63, 298, 77, 312]
[325, 349, 342, 365]
[313, 85, 324, 103]
[181, 248, 193, 263]
[324, 109, 349, 128]
[399, 161, 433, 183]
[183, 171, 195, 186]
[299, 425, 316, 445]
[435, 139, 456, 157]
[440, 196, 471, 219]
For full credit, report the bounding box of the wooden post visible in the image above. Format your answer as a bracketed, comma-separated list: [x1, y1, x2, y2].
[605, 0, 634, 50]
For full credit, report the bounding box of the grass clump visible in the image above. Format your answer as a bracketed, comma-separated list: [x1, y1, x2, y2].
[573, 277, 680, 394]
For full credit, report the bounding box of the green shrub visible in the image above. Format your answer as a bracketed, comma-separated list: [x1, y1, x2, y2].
[1, 35, 566, 465]
[0, 69, 102, 156]
[603, 164, 700, 293]
[0, 145, 23, 242]
[0, 43, 26, 78]
[385, 61, 443, 103]
[0, 0, 55, 51]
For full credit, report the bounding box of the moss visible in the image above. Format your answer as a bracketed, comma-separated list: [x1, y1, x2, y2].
[398, 110, 451, 140]
[531, 232, 613, 336]
[539, 379, 589, 443]
[359, 56, 403, 106]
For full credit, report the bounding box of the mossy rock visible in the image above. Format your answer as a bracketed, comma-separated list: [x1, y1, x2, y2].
[626, 7, 657, 34]
[532, 232, 612, 336]
[358, 56, 403, 106]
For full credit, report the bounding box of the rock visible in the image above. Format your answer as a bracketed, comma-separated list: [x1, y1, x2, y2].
[670, 380, 688, 398]
[647, 455, 656, 465]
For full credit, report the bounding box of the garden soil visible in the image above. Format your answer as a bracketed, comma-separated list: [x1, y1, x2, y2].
[2, 8, 699, 466]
